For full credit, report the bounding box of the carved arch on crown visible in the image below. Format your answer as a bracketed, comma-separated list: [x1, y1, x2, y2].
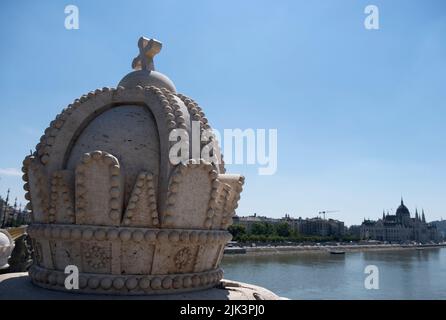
[33, 86, 199, 215]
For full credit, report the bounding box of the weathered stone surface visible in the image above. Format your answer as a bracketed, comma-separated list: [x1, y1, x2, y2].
[24, 158, 49, 223]
[67, 106, 160, 205]
[50, 170, 74, 223]
[75, 151, 124, 226]
[122, 172, 159, 227]
[163, 161, 215, 229]
[7, 234, 33, 272]
[119, 37, 176, 92]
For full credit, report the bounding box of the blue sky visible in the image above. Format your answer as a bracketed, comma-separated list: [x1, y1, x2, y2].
[1, 0, 445, 225]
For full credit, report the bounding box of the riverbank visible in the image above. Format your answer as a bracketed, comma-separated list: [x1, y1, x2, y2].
[224, 243, 446, 255]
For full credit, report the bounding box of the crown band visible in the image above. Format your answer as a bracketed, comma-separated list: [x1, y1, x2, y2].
[30, 265, 224, 295]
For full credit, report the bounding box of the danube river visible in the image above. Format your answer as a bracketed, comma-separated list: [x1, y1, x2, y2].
[221, 247, 446, 299]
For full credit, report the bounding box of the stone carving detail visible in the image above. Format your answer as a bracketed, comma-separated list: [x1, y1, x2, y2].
[50, 170, 75, 223]
[174, 247, 192, 270]
[83, 244, 110, 271]
[163, 160, 216, 228]
[212, 175, 245, 229]
[163, 89, 189, 131]
[75, 151, 124, 226]
[27, 224, 231, 244]
[23, 156, 50, 223]
[29, 264, 223, 295]
[32, 240, 43, 266]
[123, 171, 159, 227]
[176, 93, 226, 173]
[24, 37, 243, 295]
[7, 234, 33, 272]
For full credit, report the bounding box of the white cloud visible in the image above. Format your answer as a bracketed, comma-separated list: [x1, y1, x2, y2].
[0, 168, 22, 177]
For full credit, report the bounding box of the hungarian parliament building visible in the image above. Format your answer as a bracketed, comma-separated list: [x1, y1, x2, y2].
[360, 198, 440, 243]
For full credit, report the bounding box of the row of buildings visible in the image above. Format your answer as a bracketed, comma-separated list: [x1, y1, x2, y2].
[233, 198, 442, 243]
[352, 198, 440, 243]
[0, 189, 30, 228]
[0, 191, 442, 243]
[233, 213, 346, 238]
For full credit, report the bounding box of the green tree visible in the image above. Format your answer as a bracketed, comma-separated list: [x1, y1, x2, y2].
[251, 222, 274, 235]
[228, 224, 246, 239]
[275, 222, 291, 237]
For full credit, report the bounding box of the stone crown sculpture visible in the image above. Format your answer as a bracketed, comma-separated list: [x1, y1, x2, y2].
[23, 37, 244, 294]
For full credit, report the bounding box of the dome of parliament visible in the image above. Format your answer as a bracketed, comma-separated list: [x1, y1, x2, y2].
[396, 198, 410, 216]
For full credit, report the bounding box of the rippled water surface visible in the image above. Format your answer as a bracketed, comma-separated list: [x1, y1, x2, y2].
[221, 248, 446, 299]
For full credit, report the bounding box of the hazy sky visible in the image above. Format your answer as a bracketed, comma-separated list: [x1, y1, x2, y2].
[1, 0, 445, 226]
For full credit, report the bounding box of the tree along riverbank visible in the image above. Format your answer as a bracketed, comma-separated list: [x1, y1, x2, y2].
[224, 243, 446, 255]
[228, 223, 360, 244]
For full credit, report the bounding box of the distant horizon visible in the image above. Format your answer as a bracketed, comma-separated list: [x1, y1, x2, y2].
[2, 189, 444, 227]
[234, 197, 445, 228]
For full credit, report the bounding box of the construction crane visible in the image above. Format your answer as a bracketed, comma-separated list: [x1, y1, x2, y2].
[318, 210, 339, 220]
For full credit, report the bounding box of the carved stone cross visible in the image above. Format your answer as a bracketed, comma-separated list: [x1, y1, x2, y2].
[132, 37, 162, 71]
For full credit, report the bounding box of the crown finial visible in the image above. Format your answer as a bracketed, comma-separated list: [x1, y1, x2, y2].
[131, 37, 162, 71]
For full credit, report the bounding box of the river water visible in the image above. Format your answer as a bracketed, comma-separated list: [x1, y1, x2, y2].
[221, 247, 446, 299]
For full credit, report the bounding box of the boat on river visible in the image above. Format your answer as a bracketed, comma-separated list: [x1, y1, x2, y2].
[329, 250, 345, 255]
